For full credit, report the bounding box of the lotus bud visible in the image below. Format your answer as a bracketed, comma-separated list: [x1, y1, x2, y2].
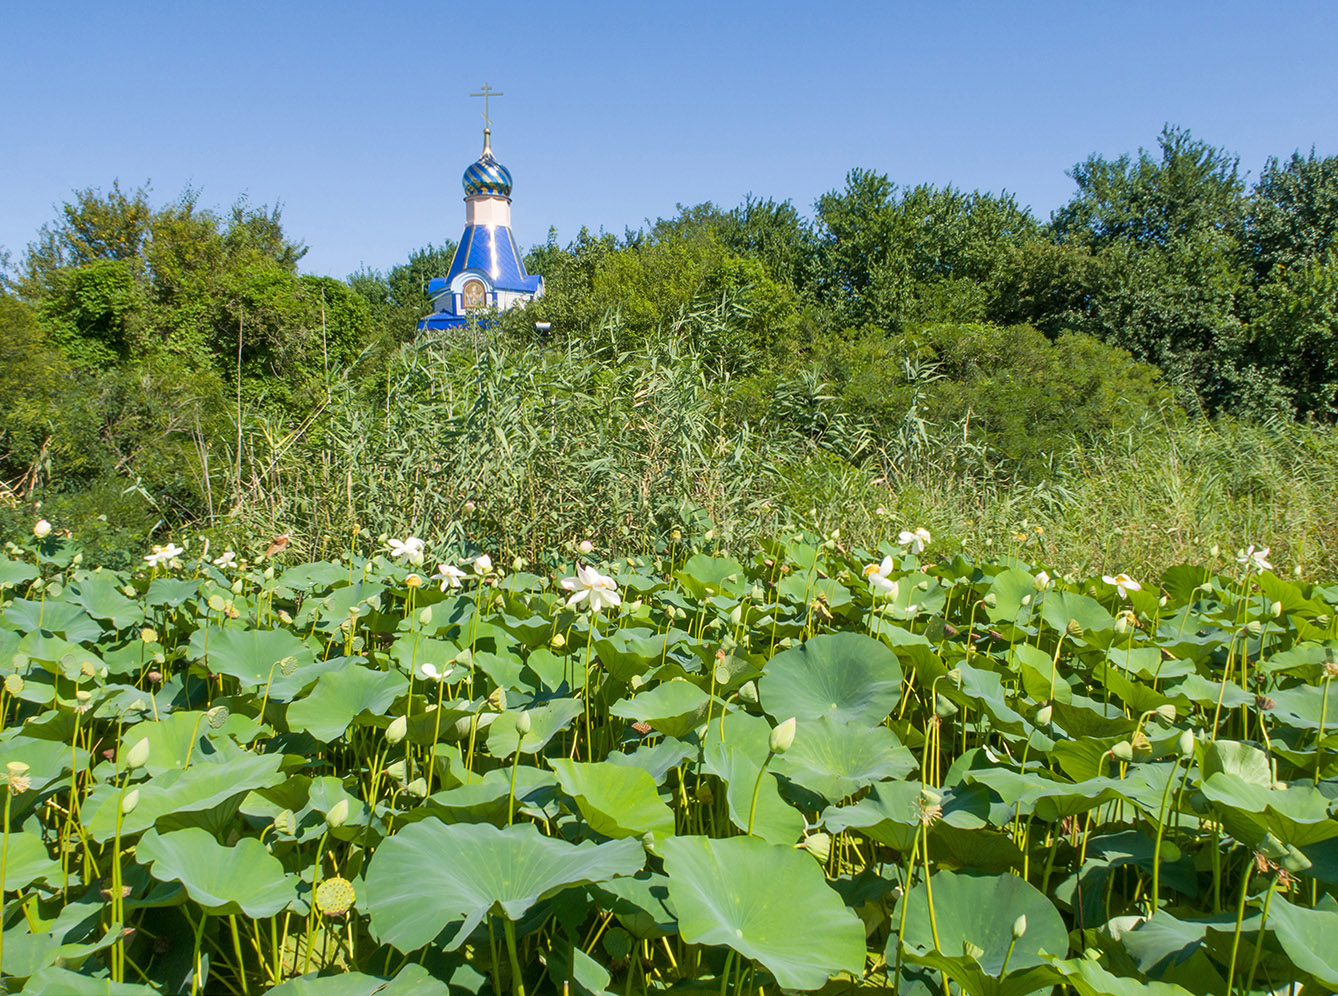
[982, 593, 997, 609]
[738, 680, 759, 705]
[945, 668, 963, 689]
[1270, 601, 1283, 619]
[935, 696, 958, 719]
[464, 500, 476, 513]
[1020, 594, 1032, 606]
[273, 809, 297, 835]
[1111, 740, 1134, 762]
[769, 717, 797, 754]
[124, 738, 151, 771]
[1011, 914, 1027, 939]
[801, 833, 832, 864]
[1114, 614, 1133, 635]
[230, 579, 243, 595]
[1210, 544, 1220, 557]
[1282, 845, 1312, 873]
[386, 714, 408, 745]
[1161, 841, 1182, 862]
[578, 539, 593, 555]
[1066, 619, 1084, 637]
[1178, 730, 1195, 758]
[384, 760, 407, 783]
[263, 565, 275, 580]
[33, 519, 52, 539]
[405, 777, 428, 798]
[1035, 704, 1053, 727]
[550, 632, 567, 650]
[1155, 704, 1177, 724]
[1034, 571, 1052, 591]
[121, 787, 139, 815]
[454, 716, 475, 739]
[418, 606, 433, 627]
[325, 798, 350, 829]
[1158, 595, 1169, 608]
[515, 710, 532, 736]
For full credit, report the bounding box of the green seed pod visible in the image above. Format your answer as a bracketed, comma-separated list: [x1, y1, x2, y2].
[1282, 845, 1313, 873]
[206, 705, 230, 729]
[713, 665, 730, 687]
[4, 674, 24, 695]
[1066, 619, 1084, 637]
[769, 717, 797, 754]
[207, 594, 226, 612]
[273, 809, 297, 835]
[1161, 841, 1182, 863]
[279, 656, 299, 677]
[315, 876, 356, 916]
[963, 940, 985, 961]
[1155, 704, 1177, 723]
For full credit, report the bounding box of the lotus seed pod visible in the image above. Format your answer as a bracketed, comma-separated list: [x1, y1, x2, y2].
[1011, 914, 1027, 939]
[315, 876, 356, 916]
[802, 833, 833, 864]
[1178, 730, 1196, 757]
[769, 717, 797, 754]
[713, 665, 730, 686]
[208, 594, 226, 612]
[206, 705, 230, 729]
[963, 940, 985, 961]
[273, 809, 297, 835]
[1161, 841, 1182, 863]
[1035, 704, 1053, 727]
[515, 710, 532, 736]
[279, 656, 299, 677]
[140, 627, 158, 644]
[488, 688, 508, 712]
[120, 787, 139, 815]
[277, 609, 293, 624]
[4, 674, 24, 695]
[385, 714, 408, 745]
[1066, 619, 1084, 637]
[124, 738, 151, 771]
[1155, 704, 1177, 723]
[1111, 741, 1134, 762]
[6, 761, 29, 778]
[325, 798, 350, 829]
[738, 681, 759, 705]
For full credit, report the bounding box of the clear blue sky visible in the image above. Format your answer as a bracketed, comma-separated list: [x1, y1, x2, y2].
[3, 1, 1335, 279]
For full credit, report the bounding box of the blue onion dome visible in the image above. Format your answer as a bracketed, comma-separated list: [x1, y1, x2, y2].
[462, 130, 512, 197]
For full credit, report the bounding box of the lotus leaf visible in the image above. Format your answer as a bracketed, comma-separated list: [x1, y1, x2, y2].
[662, 834, 865, 990]
[758, 632, 902, 727]
[265, 964, 451, 995]
[362, 820, 643, 951]
[893, 869, 1068, 976]
[608, 680, 713, 739]
[190, 626, 316, 692]
[136, 828, 298, 917]
[285, 666, 406, 742]
[702, 739, 804, 845]
[486, 698, 582, 758]
[772, 714, 917, 802]
[550, 759, 675, 839]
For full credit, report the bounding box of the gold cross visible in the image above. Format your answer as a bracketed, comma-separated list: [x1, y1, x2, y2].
[469, 83, 504, 131]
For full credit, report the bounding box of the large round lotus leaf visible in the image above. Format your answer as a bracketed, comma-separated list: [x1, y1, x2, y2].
[19, 965, 159, 994]
[1046, 955, 1196, 996]
[137, 827, 298, 917]
[486, 699, 582, 758]
[3, 597, 102, 643]
[266, 964, 450, 996]
[188, 625, 315, 689]
[285, 666, 406, 742]
[662, 834, 865, 990]
[1199, 772, 1338, 847]
[1263, 894, 1338, 987]
[0, 831, 62, 890]
[550, 758, 675, 839]
[773, 715, 917, 802]
[822, 780, 989, 851]
[84, 750, 285, 840]
[609, 680, 714, 739]
[0, 556, 38, 588]
[69, 575, 144, 630]
[891, 869, 1068, 976]
[363, 820, 643, 952]
[595, 627, 670, 683]
[758, 632, 902, 727]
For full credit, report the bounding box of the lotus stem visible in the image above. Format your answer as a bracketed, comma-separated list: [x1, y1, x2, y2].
[1242, 873, 1279, 996]
[1316, 674, 1332, 786]
[503, 917, 527, 996]
[1224, 857, 1254, 996]
[0, 785, 10, 976]
[745, 753, 774, 836]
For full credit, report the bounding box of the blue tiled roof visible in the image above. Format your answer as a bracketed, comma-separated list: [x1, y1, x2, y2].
[444, 224, 541, 293]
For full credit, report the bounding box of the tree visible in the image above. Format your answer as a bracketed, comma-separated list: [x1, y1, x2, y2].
[1242, 150, 1338, 278]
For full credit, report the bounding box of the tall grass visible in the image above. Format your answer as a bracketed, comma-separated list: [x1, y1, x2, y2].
[218, 325, 1338, 581]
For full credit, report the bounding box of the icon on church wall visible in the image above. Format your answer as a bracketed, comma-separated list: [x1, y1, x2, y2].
[462, 279, 487, 311]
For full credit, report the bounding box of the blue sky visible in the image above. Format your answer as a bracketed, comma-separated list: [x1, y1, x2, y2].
[3, 1, 1336, 279]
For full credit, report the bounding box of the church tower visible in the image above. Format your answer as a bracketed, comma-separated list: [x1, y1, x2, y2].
[419, 85, 544, 331]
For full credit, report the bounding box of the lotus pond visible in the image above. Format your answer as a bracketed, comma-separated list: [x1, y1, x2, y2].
[2, 531, 1338, 995]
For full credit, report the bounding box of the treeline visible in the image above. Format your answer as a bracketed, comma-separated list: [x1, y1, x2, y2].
[1, 126, 1335, 568]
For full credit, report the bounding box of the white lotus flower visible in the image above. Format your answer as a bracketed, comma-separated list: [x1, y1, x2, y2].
[473, 554, 494, 575]
[213, 551, 237, 569]
[387, 537, 425, 566]
[144, 542, 186, 569]
[1103, 573, 1141, 599]
[420, 662, 450, 682]
[863, 555, 899, 597]
[898, 528, 932, 554]
[1235, 545, 1272, 574]
[33, 520, 52, 539]
[433, 563, 467, 590]
[560, 564, 621, 613]
[1034, 570, 1053, 591]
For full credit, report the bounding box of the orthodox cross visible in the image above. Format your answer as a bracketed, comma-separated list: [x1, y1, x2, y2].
[470, 83, 504, 131]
